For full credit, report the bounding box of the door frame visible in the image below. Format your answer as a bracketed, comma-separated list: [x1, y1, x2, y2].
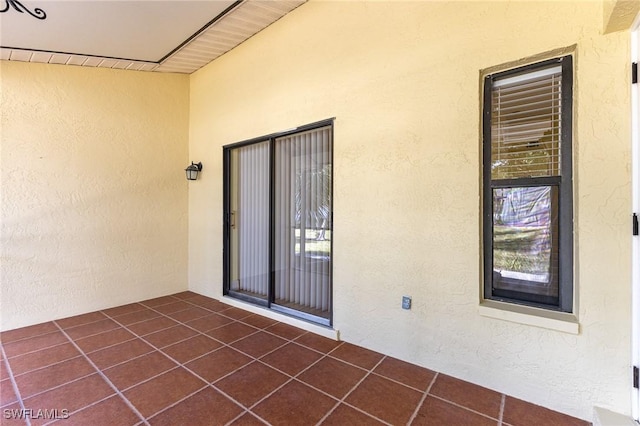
[222, 118, 335, 327]
[631, 18, 640, 421]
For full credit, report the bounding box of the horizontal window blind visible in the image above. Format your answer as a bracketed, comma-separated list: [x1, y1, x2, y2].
[483, 55, 573, 312]
[491, 65, 562, 180]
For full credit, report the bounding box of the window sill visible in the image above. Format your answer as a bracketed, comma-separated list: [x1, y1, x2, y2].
[479, 300, 579, 334]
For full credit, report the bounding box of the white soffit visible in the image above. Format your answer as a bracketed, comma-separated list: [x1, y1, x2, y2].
[0, 0, 305, 74]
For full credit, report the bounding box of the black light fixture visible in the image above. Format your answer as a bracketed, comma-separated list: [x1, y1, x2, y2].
[0, 1, 47, 19]
[185, 162, 202, 181]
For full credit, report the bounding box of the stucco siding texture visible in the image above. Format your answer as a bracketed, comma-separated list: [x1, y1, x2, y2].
[188, 0, 631, 421]
[1, 62, 190, 331]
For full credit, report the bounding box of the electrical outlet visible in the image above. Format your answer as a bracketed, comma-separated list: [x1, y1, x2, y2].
[402, 296, 412, 310]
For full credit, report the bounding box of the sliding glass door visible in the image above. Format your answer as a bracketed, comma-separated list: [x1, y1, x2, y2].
[224, 121, 333, 325]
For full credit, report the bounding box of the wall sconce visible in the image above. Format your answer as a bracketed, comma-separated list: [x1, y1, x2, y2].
[185, 162, 202, 181]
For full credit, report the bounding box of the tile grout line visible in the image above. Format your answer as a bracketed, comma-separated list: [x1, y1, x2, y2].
[51, 322, 150, 426]
[100, 303, 148, 317]
[286, 371, 392, 426]
[239, 340, 364, 421]
[224, 410, 269, 426]
[222, 330, 349, 424]
[8, 297, 407, 426]
[285, 334, 344, 359]
[104, 312, 254, 423]
[3, 339, 71, 361]
[40, 392, 123, 426]
[498, 394, 506, 425]
[5, 306, 338, 418]
[303, 354, 431, 396]
[209, 330, 328, 425]
[209, 376, 270, 426]
[143, 383, 210, 421]
[136, 324, 210, 349]
[152, 296, 232, 319]
[16, 371, 97, 402]
[2, 311, 117, 346]
[12, 298, 299, 422]
[103, 299, 262, 363]
[53, 314, 109, 329]
[80, 336, 139, 355]
[1, 328, 61, 346]
[130, 301, 263, 346]
[117, 341, 252, 421]
[1, 295, 191, 348]
[105, 296, 195, 327]
[122, 298, 506, 424]
[115, 365, 183, 394]
[6, 320, 138, 360]
[315, 355, 392, 426]
[328, 399, 394, 426]
[406, 372, 439, 425]
[104, 312, 218, 378]
[10, 354, 85, 379]
[11, 329, 161, 380]
[8, 295, 516, 426]
[9, 326, 156, 379]
[53, 319, 122, 341]
[98, 346, 165, 374]
[9, 297, 481, 425]
[4, 293, 587, 425]
[240, 350, 323, 411]
[134, 295, 333, 366]
[253, 339, 346, 385]
[118, 294, 351, 415]
[429, 394, 503, 423]
[163, 343, 226, 368]
[245, 341, 295, 366]
[189, 324, 333, 369]
[116, 314, 230, 340]
[0, 345, 33, 426]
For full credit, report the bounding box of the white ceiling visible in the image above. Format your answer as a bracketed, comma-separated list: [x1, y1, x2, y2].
[0, 0, 305, 73]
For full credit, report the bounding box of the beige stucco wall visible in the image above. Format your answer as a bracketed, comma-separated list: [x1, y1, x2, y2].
[604, 0, 639, 33]
[1, 61, 190, 330]
[189, 0, 631, 420]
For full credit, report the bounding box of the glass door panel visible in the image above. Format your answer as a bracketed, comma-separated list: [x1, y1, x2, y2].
[228, 141, 270, 303]
[273, 127, 332, 320]
[224, 122, 333, 325]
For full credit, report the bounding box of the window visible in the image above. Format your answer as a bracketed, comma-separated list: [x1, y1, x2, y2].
[223, 120, 333, 326]
[482, 56, 573, 312]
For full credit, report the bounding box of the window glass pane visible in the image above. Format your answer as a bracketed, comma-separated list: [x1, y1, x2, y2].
[492, 186, 559, 300]
[491, 67, 562, 180]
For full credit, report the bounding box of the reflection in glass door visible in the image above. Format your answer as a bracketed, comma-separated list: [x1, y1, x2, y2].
[223, 121, 333, 325]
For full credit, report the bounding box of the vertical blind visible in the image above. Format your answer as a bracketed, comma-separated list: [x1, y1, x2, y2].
[274, 126, 332, 314]
[236, 141, 270, 297]
[491, 66, 562, 180]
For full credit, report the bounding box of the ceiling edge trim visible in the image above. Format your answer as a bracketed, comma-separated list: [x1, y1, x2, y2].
[158, 0, 244, 63]
[0, 45, 158, 64]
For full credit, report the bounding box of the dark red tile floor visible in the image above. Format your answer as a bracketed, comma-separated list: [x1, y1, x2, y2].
[0, 292, 589, 425]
